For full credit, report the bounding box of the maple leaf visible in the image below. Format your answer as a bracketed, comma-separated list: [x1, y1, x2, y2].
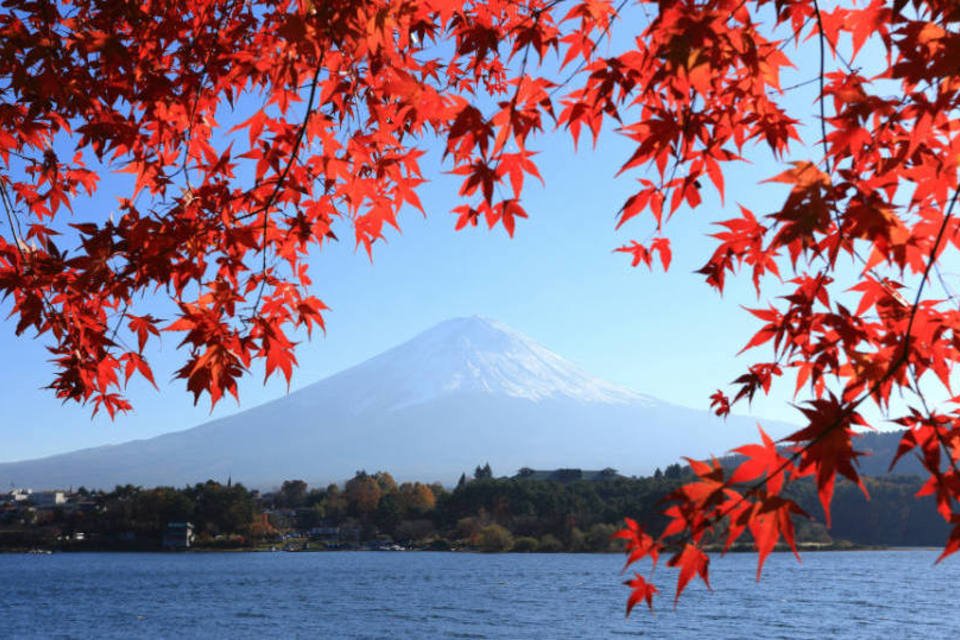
[261, 329, 298, 386]
[666, 544, 710, 605]
[120, 352, 158, 389]
[785, 395, 869, 525]
[614, 517, 660, 570]
[127, 315, 161, 354]
[709, 390, 731, 417]
[615, 241, 651, 269]
[2, 0, 960, 608]
[916, 470, 960, 523]
[937, 517, 960, 564]
[651, 237, 672, 270]
[748, 495, 807, 579]
[730, 426, 793, 495]
[624, 573, 658, 615]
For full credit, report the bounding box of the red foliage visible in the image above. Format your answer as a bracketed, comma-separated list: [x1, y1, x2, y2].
[2, 0, 960, 610]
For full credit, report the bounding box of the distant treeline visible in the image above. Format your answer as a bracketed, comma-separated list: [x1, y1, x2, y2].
[0, 459, 949, 552]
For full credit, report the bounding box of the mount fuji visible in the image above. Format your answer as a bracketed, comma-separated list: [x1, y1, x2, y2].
[0, 316, 794, 489]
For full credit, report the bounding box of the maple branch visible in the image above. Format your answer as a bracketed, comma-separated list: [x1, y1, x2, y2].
[489, 6, 540, 204]
[933, 263, 960, 309]
[772, 76, 820, 95]
[899, 187, 960, 480]
[108, 300, 130, 346]
[548, 0, 632, 99]
[246, 62, 324, 324]
[6, 149, 41, 166]
[665, 184, 960, 554]
[811, 0, 831, 176]
[0, 179, 69, 348]
[0, 180, 28, 264]
[902, 189, 959, 354]
[178, 0, 226, 192]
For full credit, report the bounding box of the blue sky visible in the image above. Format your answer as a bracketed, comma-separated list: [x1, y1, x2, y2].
[0, 119, 824, 462]
[1, 13, 951, 463]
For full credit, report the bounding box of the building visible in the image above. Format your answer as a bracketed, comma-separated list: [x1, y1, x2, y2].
[307, 526, 340, 541]
[29, 491, 66, 507]
[162, 522, 195, 549]
[513, 468, 621, 483]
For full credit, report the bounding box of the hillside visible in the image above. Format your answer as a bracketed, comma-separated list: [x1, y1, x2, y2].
[0, 317, 797, 489]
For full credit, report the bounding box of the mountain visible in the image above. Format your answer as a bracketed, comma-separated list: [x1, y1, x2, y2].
[0, 316, 797, 489]
[719, 429, 925, 478]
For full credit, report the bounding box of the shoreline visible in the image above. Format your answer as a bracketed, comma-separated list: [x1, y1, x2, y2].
[3, 542, 937, 555]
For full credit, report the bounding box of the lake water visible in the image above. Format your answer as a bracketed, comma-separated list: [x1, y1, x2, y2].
[1, 550, 958, 638]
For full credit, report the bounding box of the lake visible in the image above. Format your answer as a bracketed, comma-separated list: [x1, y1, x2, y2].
[1, 550, 958, 638]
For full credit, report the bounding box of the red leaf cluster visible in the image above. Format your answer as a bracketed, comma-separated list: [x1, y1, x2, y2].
[2, 0, 960, 611]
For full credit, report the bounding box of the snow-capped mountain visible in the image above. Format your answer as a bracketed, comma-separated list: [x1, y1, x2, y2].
[322, 316, 655, 411]
[0, 316, 794, 489]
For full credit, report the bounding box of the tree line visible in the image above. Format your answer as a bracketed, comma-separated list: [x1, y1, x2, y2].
[0, 465, 948, 552]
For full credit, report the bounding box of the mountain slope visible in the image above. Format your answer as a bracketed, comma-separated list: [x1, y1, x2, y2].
[0, 316, 795, 489]
[300, 316, 656, 411]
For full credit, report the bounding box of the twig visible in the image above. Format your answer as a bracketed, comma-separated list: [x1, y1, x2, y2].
[246, 62, 324, 324]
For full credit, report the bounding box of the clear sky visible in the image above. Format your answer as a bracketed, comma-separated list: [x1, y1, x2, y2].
[1, 15, 952, 463]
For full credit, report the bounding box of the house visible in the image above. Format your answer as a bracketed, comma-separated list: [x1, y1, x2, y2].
[162, 522, 195, 549]
[307, 526, 340, 541]
[30, 491, 66, 507]
[513, 468, 622, 483]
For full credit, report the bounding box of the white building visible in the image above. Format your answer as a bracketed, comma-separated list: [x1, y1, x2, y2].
[29, 491, 66, 506]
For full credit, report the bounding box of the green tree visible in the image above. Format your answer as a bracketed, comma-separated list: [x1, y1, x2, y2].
[538, 534, 563, 553]
[278, 480, 308, 509]
[512, 536, 540, 552]
[586, 523, 619, 552]
[474, 463, 493, 480]
[189, 481, 255, 536]
[474, 524, 513, 552]
[375, 493, 403, 534]
[322, 484, 347, 522]
[663, 463, 684, 480]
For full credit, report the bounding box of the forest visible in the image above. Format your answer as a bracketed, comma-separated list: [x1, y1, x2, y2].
[0, 459, 947, 553]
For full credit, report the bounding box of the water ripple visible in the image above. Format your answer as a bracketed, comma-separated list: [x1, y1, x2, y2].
[1, 550, 958, 638]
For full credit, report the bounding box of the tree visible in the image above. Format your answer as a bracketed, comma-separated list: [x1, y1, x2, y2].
[3, 0, 960, 611]
[398, 481, 437, 515]
[474, 523, 514, 552]
[187, 480, 255, 536]
[132, 487, 194, 531]
[322, 483, 347, 521]
[585, 523, 619, 552]
[373, 471, 398, 495]
[374, 492, 403, 532]
[344, 471, 382, 516]
[663, 463, 684, 481]
[474, 463, 493, 480]
[277, 479, 308, 508]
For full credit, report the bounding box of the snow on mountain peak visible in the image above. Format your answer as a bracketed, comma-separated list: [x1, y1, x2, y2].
[330, 316, 657, 411]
